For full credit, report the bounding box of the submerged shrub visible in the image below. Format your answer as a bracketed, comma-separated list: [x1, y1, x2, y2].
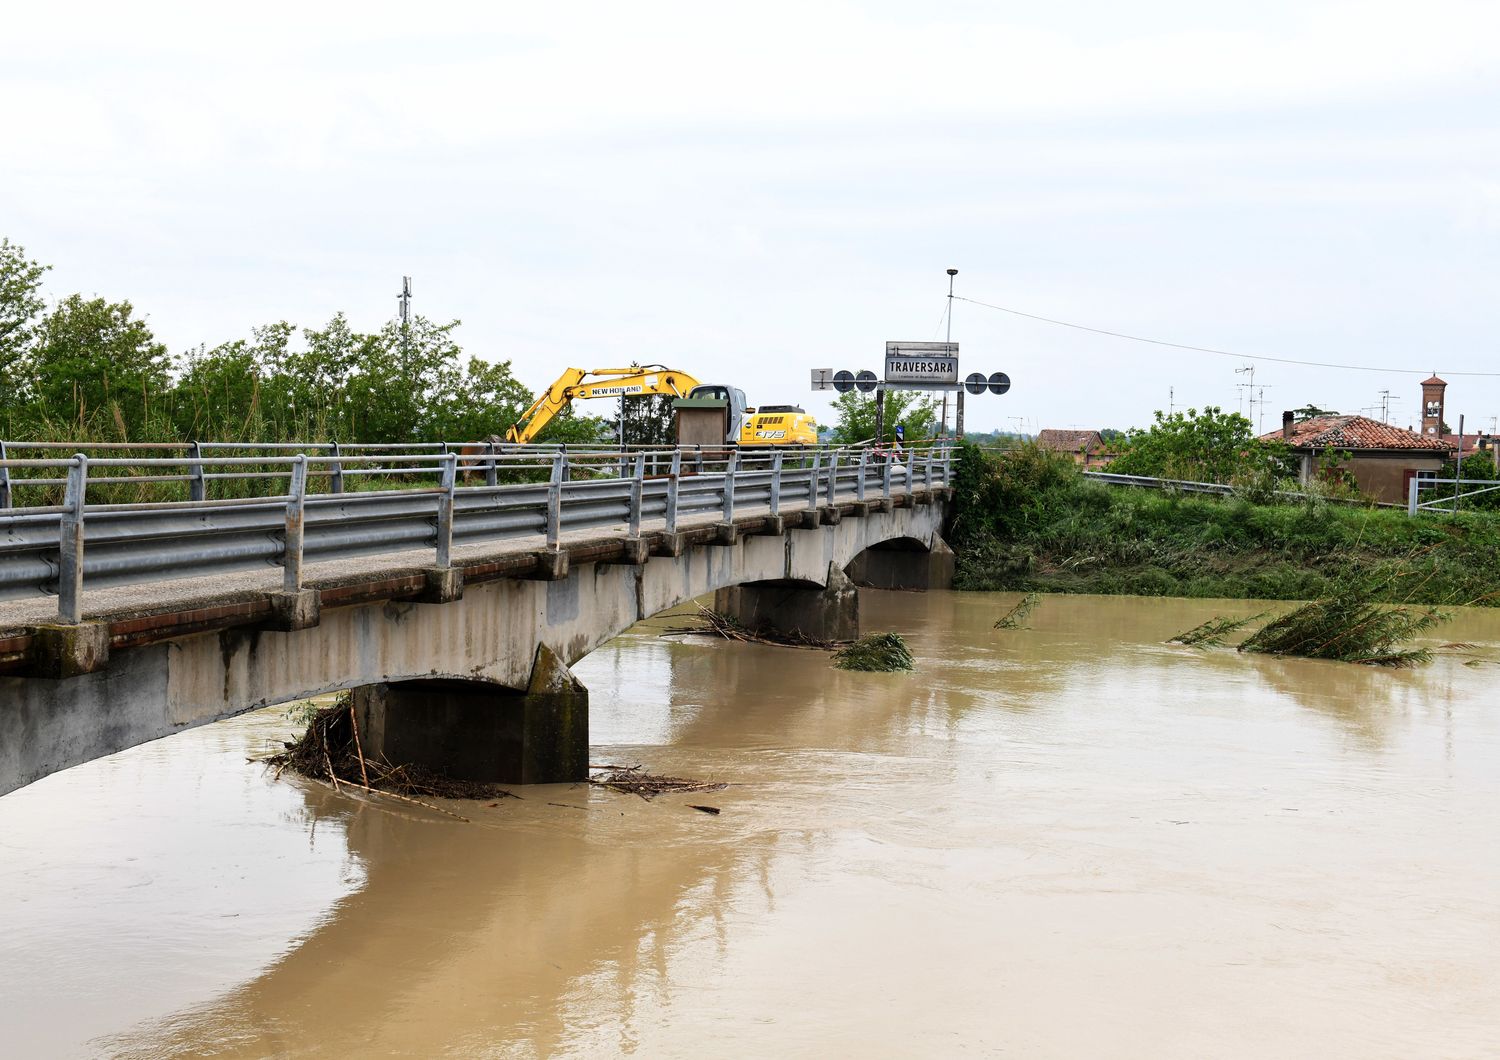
[832, 632, 915, 672]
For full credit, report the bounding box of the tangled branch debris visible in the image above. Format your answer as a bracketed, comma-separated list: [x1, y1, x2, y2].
[832, 632, 915, 672]
[1237, 587, 1451, 667]
[1169, 612, 1265, 649]
[588, 764, 728, 800]
[994, 592, 1041, 630]
[1165, 584, 1453, 667]
[266, 696, 519, 808]
[661, 604, 840, 648]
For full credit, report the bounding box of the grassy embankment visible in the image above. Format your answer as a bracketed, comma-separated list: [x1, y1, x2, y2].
[948, 444, 1500, 607]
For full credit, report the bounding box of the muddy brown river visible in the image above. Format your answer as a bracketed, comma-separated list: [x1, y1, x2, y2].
[2, 591, 1498, 1058]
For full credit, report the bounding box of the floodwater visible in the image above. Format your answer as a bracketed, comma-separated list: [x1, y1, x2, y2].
[2, 592, 1498, 1059]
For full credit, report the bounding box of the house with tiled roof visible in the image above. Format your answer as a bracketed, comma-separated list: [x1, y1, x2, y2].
[1261, 412, 1450, 504]
[1036, 429, 1113, 469]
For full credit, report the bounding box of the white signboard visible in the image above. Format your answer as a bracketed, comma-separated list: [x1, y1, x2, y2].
[811, 368, 836, 391]
[885, 341, 958, 385]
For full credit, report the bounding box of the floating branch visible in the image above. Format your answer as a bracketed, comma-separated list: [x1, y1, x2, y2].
[994, 592, 1041, 630]
[588, 764, 728, 801]
[1169, 612, 1265, 649]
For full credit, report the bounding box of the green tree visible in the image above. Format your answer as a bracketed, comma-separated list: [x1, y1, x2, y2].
[828, 389, 939, 446]
[1109, 406, 1290, 484]
[22, 294, 171, 438]
[0, 239, 50, 434]
[608, 393, 677, 447]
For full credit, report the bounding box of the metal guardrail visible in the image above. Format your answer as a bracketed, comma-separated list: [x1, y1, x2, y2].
[1082, 471, 1235, 496]
[1408, 477, 1500, 516]
[1083, 470, 1409, 509]
[0, 442, 953, 621]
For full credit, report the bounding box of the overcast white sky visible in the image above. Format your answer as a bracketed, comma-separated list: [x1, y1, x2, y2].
[5, 0, 1499, 436]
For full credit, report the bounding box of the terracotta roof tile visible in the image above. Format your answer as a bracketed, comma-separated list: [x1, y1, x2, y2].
[1260, 415, 1450, 451]
[1036, 429, 1104, 451]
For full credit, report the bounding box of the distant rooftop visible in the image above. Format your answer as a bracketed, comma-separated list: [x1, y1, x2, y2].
[1036, 429, 1104, 451]
[1261, 415, 1450, 452]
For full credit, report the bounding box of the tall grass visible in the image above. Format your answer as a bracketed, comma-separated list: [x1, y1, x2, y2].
[951, 444, 1500, 608]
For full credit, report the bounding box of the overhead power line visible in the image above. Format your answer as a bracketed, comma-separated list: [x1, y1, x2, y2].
[952, 295, 1500, 378]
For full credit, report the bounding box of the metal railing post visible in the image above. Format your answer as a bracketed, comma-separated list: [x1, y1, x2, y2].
[666, 449, 682, 533]
[186, 441, 206, 502]
[808, 449, 821, 511]
[856, 448, 868, 501]
[329, 441, 345, 494]
[283, 455, 307, 593]
[0, 440, 10, 509]
[770, 450, 783, 516]
[825, 451, 838, 506]
[436, 452, 457, 567]
[57, 455, 88, 623]
[1408, 475, 1420, 517]
[484, 440, 498, 488]
[560, 446, 571, 483]
[882, 447, 892, 498]
[722, 449, 737, 523]
[925, 450, 935, 489]
[629, 451, 645, 537]
[546, 451, 564, 549]
[694, 444, 704, 475]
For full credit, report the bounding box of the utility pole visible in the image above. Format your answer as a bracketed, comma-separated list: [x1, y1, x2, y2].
[947, 268, 963, 439]
[1169, 386, 1175, 416]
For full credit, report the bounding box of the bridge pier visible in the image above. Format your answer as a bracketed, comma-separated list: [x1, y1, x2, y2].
[350, 644, 588, 785]
[845, 535, 955, 591]
[713, 561, 859, 643]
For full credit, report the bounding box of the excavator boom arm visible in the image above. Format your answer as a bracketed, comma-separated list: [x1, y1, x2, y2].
[506, 366, 703, 444]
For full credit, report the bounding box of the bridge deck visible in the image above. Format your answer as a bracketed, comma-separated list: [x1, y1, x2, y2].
[0, 485, 944, 669]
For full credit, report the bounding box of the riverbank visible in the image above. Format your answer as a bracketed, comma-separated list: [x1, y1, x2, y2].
[949, 445, 1500, 606]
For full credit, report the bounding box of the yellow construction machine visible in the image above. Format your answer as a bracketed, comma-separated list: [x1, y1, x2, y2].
[507, 366, 817, 446]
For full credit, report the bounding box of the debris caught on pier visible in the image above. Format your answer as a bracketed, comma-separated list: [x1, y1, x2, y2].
[993, 592, 1041, 630]
[266, 695, 519, 809]
[661, 604, 839, 648]
[588, 763, 728, 801]
[1169, 612, 1265, 649]
[832, 631, 915, 672]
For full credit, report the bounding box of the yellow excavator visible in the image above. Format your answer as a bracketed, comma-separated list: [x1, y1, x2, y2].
[507, 366, 817, 446]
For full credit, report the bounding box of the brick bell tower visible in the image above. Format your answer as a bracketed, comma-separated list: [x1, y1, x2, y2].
[1420, 374, 1447, 436]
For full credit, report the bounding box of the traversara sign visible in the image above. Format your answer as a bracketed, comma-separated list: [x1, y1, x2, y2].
[884, 342, 958, 385]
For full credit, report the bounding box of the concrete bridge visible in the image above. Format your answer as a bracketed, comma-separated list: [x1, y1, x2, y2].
[0, 442, 954, 795]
